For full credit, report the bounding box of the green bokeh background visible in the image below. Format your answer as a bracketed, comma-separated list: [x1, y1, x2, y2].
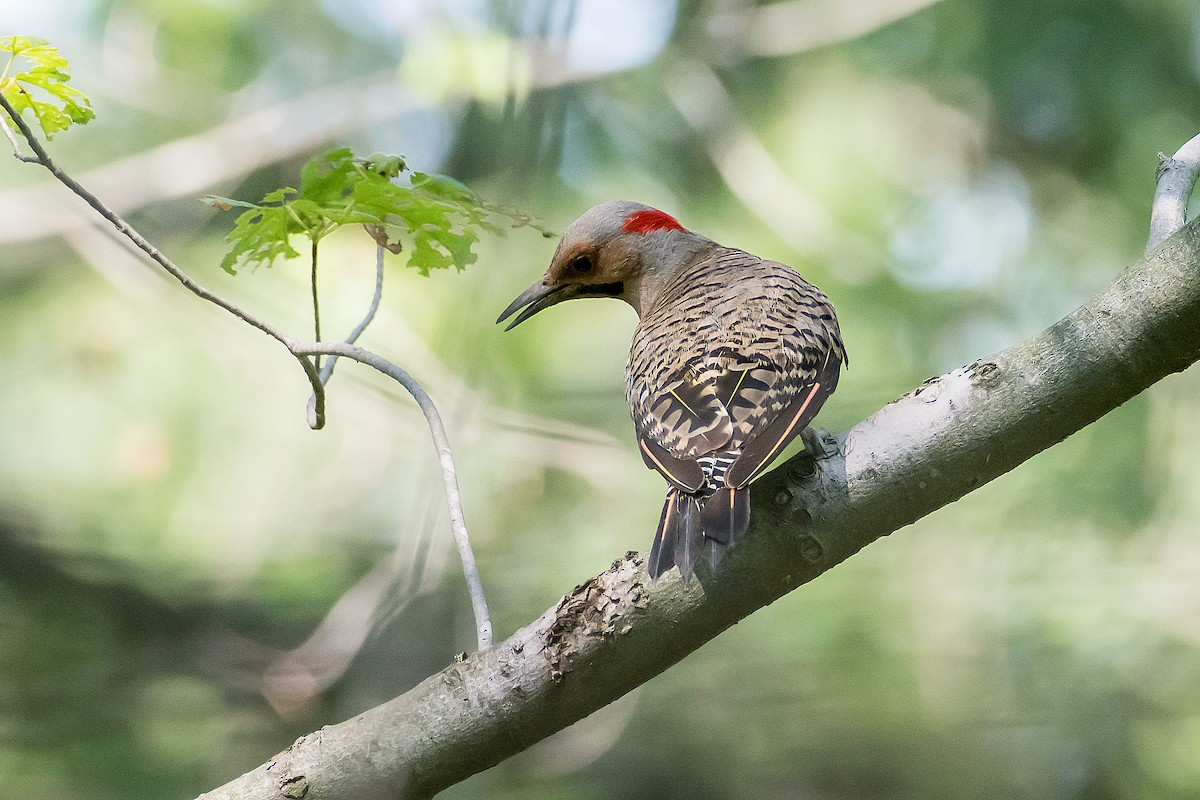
[3, 1, 1200, 798]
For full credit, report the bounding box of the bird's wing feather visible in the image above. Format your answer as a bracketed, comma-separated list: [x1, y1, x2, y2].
[725, 347, 843, 487]
[637, 436, 705, 492]
[646, 366, 734, 457]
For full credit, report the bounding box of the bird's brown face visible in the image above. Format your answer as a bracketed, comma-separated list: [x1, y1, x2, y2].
[496, 238, 635, 330]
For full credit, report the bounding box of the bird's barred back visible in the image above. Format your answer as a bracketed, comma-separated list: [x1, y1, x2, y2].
[626, 247, 844, 488]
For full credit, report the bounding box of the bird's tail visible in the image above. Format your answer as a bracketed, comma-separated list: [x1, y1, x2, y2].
[648, 487, 751, 580]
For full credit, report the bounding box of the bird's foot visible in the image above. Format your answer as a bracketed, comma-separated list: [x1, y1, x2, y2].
[800, 427, 839, 460]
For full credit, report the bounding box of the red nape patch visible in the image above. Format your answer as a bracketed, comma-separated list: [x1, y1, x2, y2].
[622, 209, 686, 235]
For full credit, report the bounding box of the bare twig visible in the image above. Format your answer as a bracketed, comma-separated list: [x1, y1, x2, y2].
[297, 353, 326, 430]
[311, 240, 322, 371]
[318, 243, 387, 385]
[1147, 131, 1200, 253]
[0, 112, 36, 162]
[1, 93, 492, 652]
[303, 242, 386, 424]
[293, 340, 492, 651]
[0, 93, 297, 346]
[5, 93, 334, 427]
[304, 242, 387, 429]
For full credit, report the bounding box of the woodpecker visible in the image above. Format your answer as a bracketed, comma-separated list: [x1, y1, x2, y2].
[498, 201, 845, 580]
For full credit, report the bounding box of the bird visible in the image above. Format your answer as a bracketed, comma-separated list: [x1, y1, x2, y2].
[498, 201, 846, 580]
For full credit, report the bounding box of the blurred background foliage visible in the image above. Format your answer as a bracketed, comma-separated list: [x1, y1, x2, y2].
[2, 1, 1200, 798]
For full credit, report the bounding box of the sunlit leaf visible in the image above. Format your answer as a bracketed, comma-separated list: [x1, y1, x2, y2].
[0, 36, 94, 139]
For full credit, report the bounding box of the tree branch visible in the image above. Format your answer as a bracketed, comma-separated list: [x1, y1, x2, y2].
[1, 93, 492, 652]
[706, 0, 948, 59]
[311, 239, 323, 371]
[197, 217, 1200, 799]
[1148, 131, 1200, 253]
[316, 243, 387, 386]
[292, 341, 492, 652]
[0, 92, 298, 349]
[0, 111, 36, 162]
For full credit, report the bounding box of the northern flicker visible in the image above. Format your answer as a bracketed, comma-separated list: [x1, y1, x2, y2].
[498, 201, 846, 580]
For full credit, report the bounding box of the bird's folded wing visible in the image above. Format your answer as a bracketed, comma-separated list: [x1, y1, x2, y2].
[725, 348, 842, 487]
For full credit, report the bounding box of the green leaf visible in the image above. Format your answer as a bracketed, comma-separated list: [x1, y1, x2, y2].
[1, 36, 94, 139]
[208, 147, 548, 274]
[218, 205, 301, 275]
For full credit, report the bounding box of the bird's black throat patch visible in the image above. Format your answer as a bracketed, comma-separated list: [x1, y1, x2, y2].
[581, 281, 624, 297]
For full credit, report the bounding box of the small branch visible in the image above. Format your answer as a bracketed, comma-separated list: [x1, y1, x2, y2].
[297, 354, 326, 430]
[291, 340, 492, 651]
[1147, 131, 1200, 253]
[0, 112, 36, 162]
[310, 239, 322, 371]
[318, 243, 386, 385]
[304, 243, 386, 426]
[2, 94, 487, 649]
[0, 92, 294, 348]
[2, 92, 332, 432]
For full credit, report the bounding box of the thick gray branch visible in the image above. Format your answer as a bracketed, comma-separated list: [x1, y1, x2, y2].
[198, 219, 1200, 799]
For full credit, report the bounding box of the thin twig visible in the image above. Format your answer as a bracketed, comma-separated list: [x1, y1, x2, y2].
[292, 340, 492, 651]
[298, 354, 326, 430]
[304, 242, 386, 426]
[0, 93, 297, 348]
[319, 242, 386, 385]
[0, 92, 332, 426]
[0, 112, 36, 162]
[311, 239, 322, 371]
[1147, 131, 1200, 253]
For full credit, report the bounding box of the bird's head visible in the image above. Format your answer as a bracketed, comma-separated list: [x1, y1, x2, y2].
[498, 200, 708, 329]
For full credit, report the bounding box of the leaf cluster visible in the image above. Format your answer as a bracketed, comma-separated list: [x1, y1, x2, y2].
[0, 36, 95, 139]
[207, 148, 553, 275]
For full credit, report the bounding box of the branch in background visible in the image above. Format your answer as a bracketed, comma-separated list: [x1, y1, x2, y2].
[0, 93, 493, 652]
[196, 180, 1200, 800]
[0, 73, 413, 245]
[0, 92, 298, 349]
[200, 486, 446, 717]
[707, 0, 947, 59]
[254, 545, 431, 718]
[664, 59, 881, 271]
[1148, 131, 1200, 253]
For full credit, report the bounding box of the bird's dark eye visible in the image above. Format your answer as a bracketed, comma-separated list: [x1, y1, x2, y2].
[571, 254, 593, 273]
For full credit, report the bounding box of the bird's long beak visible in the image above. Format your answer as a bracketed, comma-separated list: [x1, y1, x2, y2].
[497, 280, 573, 330]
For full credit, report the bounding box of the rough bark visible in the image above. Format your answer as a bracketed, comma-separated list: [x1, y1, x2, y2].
[199, 219, 1200, 800]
